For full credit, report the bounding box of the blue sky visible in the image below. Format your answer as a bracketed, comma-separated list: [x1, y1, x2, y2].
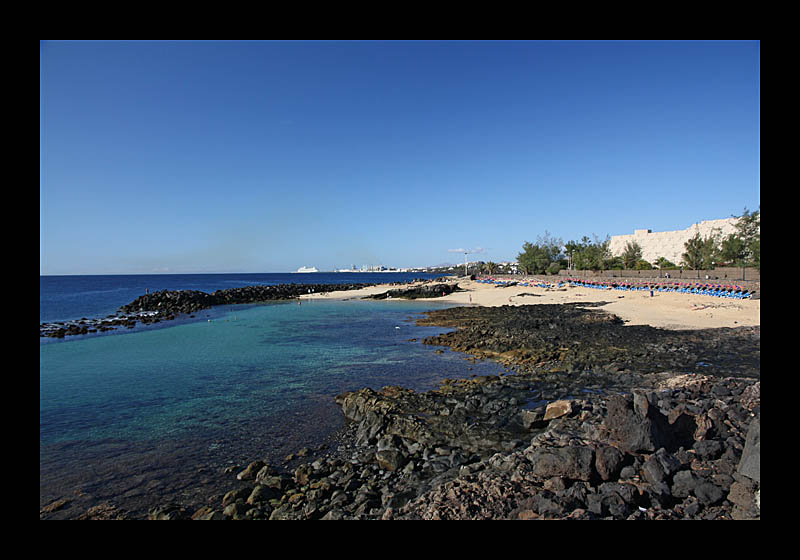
[40, 40, 759, 275]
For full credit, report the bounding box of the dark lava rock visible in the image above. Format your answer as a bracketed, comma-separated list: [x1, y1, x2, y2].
[367, 283, 462, 300]
[416, 304, 760, 379]
[62, 301, 758, 520]
[181, 368, 760, 521]
[43, 283, 378, 338]
[603, 392, 695, 454]
[119, 283, 376, 316]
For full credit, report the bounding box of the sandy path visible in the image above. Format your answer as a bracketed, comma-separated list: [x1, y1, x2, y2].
[300, 278, 760, 331]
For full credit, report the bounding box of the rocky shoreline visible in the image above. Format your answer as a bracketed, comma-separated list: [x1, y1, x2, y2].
[40, 282, 377, 338]
[59, 301, 756, 521]
[39, 280, 460, 339]
[366, 282, 463, 300]
[41, 287, 760, 520]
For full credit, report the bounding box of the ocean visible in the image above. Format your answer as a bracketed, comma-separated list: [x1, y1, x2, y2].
[40, 273, 510, 518]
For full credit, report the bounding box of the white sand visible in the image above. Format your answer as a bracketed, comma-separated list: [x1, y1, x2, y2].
[300, 278, 760, 331]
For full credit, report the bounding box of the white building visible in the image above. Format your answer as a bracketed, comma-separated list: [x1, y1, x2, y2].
[608, 217, 740, 267]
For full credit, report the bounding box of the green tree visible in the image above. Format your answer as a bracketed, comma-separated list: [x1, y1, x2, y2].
[621, 241, 643, 269]
[655, 257, 678, 269]
[517, 231, 564, 275]
[517, 242, 538, 275]
[567, 235, 611, 272]
[546, 262, 561, 275]
[681, 232, 720, 270]
[720, 234, 747, 266]
[605, 256, 625, 270]
[719, 206, 760, 278]
[483, 261, 498, 275]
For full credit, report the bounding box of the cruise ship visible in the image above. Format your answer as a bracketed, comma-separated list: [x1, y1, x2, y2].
[295, 266, 319, 273]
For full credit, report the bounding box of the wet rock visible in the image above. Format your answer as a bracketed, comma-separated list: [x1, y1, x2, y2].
[222, 487, 251, 507]
[76, 503, 131, 520]
[148, 503, 190, 520]
[245, 484, 281, 505]
[223, 502, 252, 519]
[237, 460, 266, 481]
[294, 464, 313, 486]
[40, 498, 71, 516]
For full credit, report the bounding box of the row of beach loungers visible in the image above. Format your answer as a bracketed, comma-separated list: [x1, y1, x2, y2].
[477, 277, 756, 299]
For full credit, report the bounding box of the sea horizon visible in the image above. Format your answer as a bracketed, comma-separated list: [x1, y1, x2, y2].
[40, 272, 507, 518]
[39, 271, 445, 325]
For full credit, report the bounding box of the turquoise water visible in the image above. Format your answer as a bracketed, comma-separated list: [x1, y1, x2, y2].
[40, 299, 484, 444]
[40, 297, 509, 516]
[40, 271, 442, 323]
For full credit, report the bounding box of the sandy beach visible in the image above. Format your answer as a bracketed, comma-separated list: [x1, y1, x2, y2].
[301, 277, 760, 331]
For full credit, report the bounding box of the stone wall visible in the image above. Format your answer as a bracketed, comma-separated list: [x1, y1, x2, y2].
[557, 267, 759, 285]
[608, 218, 740, 266]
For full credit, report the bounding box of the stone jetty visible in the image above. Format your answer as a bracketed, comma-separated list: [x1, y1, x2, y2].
[367, 282, 463, 300]
[40, 283, 377, 338]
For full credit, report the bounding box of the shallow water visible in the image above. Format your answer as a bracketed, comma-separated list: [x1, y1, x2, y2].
[40, 298, 509, 518]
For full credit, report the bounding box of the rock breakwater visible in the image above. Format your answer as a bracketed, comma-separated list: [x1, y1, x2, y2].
[119, 283, 377, 314]
[40, 283, 376, 338]
[367, 282, 463, 300]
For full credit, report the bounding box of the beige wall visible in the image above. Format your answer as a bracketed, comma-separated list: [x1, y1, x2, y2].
[608, 217, 740, 266]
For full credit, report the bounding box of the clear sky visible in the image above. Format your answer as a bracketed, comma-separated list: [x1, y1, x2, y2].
[40, 40, 760, 275]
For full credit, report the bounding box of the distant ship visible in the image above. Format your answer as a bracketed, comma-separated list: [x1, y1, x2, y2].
[295, 266, 319, 273]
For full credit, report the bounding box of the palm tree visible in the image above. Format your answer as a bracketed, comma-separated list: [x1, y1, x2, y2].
[621, 241, 643, 269]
